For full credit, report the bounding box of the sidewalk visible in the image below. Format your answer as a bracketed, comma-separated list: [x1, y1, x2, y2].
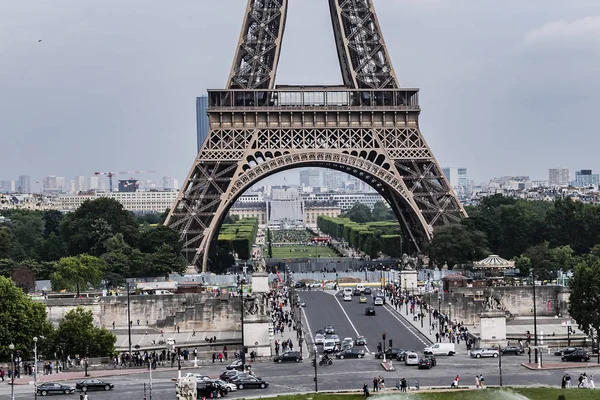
[269, 299, 310, 360]
[9, 368, 151, 385]
[112, 325, 241, 350]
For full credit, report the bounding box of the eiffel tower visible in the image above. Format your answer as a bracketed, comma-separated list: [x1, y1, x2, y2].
[166, 0, 467, 272]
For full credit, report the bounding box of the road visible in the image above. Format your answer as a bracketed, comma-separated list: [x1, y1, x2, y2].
[1, 289, 599, 399]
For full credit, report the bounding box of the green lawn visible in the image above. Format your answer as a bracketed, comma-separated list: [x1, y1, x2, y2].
[269, 389, 595, 400]
[270, 245, 339, 259]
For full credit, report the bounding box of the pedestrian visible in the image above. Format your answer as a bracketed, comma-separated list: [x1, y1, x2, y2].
[212, 353, 216, 364]
[379, 376, 385, 389]
[565, 373, 571, 388]
[561, 374, 566, 389]
[0, 368, 4, 381]
[589, 374, 595, 389]
[400, 377, 407, 392]
[80, 393, 84, 400]
[475, 375, 480, 389]
[578, 373, 584, 388]
[363, 383, 369, 398]
[192, 329, 196, 337]
[479, 374, 485, 389]
[112, 321, 115, 329]
[455, 375, 460, 387]
[83, 393, 89, 400]
[373, 376, 379, 392]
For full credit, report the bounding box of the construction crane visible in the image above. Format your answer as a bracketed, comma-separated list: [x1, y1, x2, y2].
[94, 170, 156, 192]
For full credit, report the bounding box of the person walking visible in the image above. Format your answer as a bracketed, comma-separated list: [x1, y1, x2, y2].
[589, 374, 595, 389]
[578, 373, 584, 388]
[455, 375, 460, 387]
[561, 374, 567, 389]
[475, 375, 480, 389]
[363, 383, 369, 398]
[479, 374, 485, 389]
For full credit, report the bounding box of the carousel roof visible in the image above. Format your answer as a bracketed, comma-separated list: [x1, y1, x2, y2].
[474, 254, 515, 269]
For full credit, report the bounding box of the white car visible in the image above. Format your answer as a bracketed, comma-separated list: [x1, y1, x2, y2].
[184, 373, 210, 381]
[210, 379, 237, 392]
[341, 337, 354, 348]
[314, 334, 325, 345]
[323, 340, 336, 353]
[326, 334, 341, 344]
[343, 294, 352, 301]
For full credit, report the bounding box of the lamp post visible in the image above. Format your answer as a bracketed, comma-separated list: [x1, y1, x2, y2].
[531, 271, 538, 363]
[448, 303, 452, 327]
[177, 347, 181, 380]
[438, 296, 442, 333]
[428, 290, 432, 329]
[420, 299, 423, 328]
[127, 282, 132, 366]
[9, 343, 15, 400]
[33, 337, 38, 400]
[239, 278, 246, 370]
[498, 344, 503, 387]
[313, 345, 318, 392]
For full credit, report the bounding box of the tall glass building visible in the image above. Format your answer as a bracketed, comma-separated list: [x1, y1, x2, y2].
[196, 95, 209, 153]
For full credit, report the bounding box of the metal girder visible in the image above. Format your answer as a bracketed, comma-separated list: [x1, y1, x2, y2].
[227, 0, 288, 89]
[329, 0, 398, 89]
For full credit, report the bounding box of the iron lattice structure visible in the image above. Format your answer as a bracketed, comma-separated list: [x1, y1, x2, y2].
[166, 0, 467, 271]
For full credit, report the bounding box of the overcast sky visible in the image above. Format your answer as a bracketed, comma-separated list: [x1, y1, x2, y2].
[1, 0, 600, 188]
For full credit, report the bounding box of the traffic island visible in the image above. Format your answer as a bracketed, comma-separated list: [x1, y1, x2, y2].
[381, 360, 395, 371]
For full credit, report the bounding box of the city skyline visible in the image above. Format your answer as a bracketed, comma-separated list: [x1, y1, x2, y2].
[2, 1, 600, 184]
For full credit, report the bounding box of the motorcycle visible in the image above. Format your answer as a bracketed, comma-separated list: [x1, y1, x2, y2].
[318, 356, 333, 366]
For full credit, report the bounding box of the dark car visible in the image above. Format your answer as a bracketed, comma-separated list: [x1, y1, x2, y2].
[273, 351, 302, 363]
[562, 350, 590, 362]
[501, 346, 524, 356]
[315, 328, 326, 335]
[554, 347, 583, 356]
[363, 288, 372, 295]
[226, 359, 248, 370]
[37, 382, 76, 396]
[418, 358, 432, 369]
[375, 347, 403, 359]
[235, 376, 269, 389]
[424, 354, 437, 366]
[355, 335, 368, 346]
[220, 370, 247, 382]
[335, 348, 365, 359]
[324, 325, 335, 334]
[395, 349, 408, 361]
[197, 381, 228, 398]
[76, 379, 114, 392]
[365, 307, 376, 316]
[353, 288, 362, 296]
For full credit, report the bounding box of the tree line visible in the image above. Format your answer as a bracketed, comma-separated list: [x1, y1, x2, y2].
[0, 198, 186, 292]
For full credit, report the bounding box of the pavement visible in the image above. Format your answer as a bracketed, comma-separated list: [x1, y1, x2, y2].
[8, 368, 151, 386]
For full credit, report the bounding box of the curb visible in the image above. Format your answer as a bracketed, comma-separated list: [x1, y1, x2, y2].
[521, 362, 600, 370]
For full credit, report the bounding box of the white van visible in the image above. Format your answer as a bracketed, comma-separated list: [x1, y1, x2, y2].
[356, 284, 365, 293]
[323, 340, 336, 353]
[404, 351, 419, 365]
[423, 342, 456, 356]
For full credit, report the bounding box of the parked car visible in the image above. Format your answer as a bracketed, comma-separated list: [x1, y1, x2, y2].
[501, 346, 524, 356]
[273, 351, 302, 363]
[37, 382, 76, 396]
[335, 348, 365, 359]
[554, 347, 583, 356]
[470, 348, 499, 358]
[418, 358, 432, 369]
[355, 335, 368, 346]
[562, 350, 590, 362]
[76, 379, 114, 392]
[235, 377, 269, 389]
[365, 307, 376, 316]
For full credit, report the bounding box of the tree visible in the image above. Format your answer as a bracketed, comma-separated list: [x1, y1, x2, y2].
[371, 201, 394, 221]
[427, 223, 489, 268]
[569, 255, 600, 340]
[60, 198, 140, 256]
[146, 244, 187, 278]
[0, 226, 15, 259]
[43, 210, 63, 238]
[139, 225, 181, 253]
[0, 276, 54, 361]
[53, 306, 116, 358]
[513, 255, 532, 277]
[51, 254, 107, 292]
[343, 203, 372, 223]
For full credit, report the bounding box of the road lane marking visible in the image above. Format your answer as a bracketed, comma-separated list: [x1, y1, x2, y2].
[383, 303, 429, 347]
[332, 294, 371, 354]
[301, 303, 315, 351]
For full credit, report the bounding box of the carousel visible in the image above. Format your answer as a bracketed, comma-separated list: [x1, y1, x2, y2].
[473, 255, 515, 279]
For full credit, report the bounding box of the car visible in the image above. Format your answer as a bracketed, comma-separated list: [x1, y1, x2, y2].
[363, 287, 372, 295]
[197, 380, 230, 397]
[353, 288, 362, 296]
[219, 370, 247, 382]
[324, 325, 335, 334]
[374, 296, 384, 306]
[335, 348, 365, 359]
[375, 347, 404, 359]
[418, 358, 432, 369]
[37, 382, 76, 396]
[470, 348, 499, 358]
[355, 335, 368, 346]
[273, 351, 302, 363]
[314, 333, 325, 345]
[424, 354, 437, 366]
[76, 379, 114, 392]
[315, 328, 326, 335]
[501, 346, 524, 356]
[323, 340, 336, 353]
[554, 347, 583, 356]
[235, 376, 269, 389]
[404, 351, 419, 365]
[299, 301, 306, 307]
[184, 373, 210, 381]
[359, 296, 367, 303]
[226, 359, 246, 370]
[562, 350, 590, 362]
[343, 294, 352, 301]
[424, 342, 456, 356]
[208, 379, 237, 392]
[365, 307, 376, 315]
[341, 337, 354, 348]
[395, 349, 409, 362]
[326, 334, 340, 344]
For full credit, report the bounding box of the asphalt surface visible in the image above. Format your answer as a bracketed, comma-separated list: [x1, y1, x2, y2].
[2, 289, 600, 399]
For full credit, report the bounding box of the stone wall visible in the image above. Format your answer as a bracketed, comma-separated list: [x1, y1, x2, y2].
[40, 293, 240, 331]
[431, 285, 570, 325]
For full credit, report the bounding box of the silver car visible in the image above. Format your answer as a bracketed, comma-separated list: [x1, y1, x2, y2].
[314, 334, 325, 345]
[470, 348, 499, 358]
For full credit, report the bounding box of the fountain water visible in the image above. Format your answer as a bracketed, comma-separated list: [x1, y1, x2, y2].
[369, 389, 530, 400]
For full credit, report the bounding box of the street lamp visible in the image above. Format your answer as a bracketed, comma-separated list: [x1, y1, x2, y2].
[498, 344, 503, 386]
[531, 271, 539, 363]
[127, 282, 132, 366]
[9, 343, 15, 400]
[438, 296, 442, 334]
[313, 345, 318, 392]
[34, 337, 38, 400]
[239, 278, 246, 370]
[448, 303, 452, 327]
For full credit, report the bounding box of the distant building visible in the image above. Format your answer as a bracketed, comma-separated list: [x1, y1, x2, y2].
[0, 180, 15, 193]
[17, 175, 31, 193]
[548, 168, 570, 187]
[266, 187, 304, 226]
[196, 95, 209, 153]
[442, 167, 468, 193]
[574, 170, 599, 188]
[299, 169, 321, 188]
[57, 190, 178, 213]
[88, 176, 99, 190]
[74, 176, 86, 192]
[323, 170, 347, 190]
[118, 179, 138, 193]
[43, 176, 66, 193]
[162, 176, 179, 190]
[305, 192, 382, 210]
